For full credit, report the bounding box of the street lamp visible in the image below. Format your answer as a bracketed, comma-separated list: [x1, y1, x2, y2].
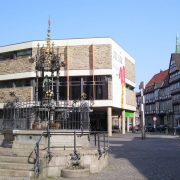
[139, 81, 146, 140]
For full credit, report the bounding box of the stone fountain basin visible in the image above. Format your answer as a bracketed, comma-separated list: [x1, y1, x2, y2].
[61, 167, 90, 178]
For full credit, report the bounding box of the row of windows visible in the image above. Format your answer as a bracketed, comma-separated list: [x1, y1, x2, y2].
[159, 100, 172, 111]
[174, 105, 180, 113]
[0, 79, 31, 88]
[0, 48, 32, 61]
[145, 92, 154, 101]
[0, 76, 109, 101]
[169, 71, 180, 81]
[159, 86, 171, 97]
[145, 100, 173, 113]
[0, 76, 110, 89]
[172, 94, 180, 101]
[145, 86, 171, 102]
[154, 89, 159, 99]
[37, 76, 110, 101]
[145, 104, 155, 112]
[170, 82, 180, 91]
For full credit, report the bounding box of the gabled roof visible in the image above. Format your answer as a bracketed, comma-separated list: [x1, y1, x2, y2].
[146, 69, 169, 88]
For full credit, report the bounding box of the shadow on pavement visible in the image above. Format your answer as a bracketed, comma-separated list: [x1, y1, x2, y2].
[109, 133, 180, 180]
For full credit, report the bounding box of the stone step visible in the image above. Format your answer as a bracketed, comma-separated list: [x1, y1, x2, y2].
[0, 169, 34, 177]
[0, 147, 32, 157]
[0, 146, 46, 158]
[0, 156, 29, 163]
[13, 143, 45, 150]
[0, 162, 34, 171]
[0, 147, 14, 156]
[0, 176, 32, 180]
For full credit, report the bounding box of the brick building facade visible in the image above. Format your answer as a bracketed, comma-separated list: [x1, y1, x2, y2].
[0, 37, 136, 135]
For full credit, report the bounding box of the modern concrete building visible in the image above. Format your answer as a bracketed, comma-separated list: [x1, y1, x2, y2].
[0, 37, 136, 135]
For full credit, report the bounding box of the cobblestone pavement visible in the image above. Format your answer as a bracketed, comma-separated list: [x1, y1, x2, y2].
[52, 133, 180, 180]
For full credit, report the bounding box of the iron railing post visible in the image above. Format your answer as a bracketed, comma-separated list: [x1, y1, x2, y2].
[37, 142, 40, 168]
[74, 130, 76, 154]
[94, 133, 96, 146]
[47, 108, 52, 162]
[34, 142, 40, 177]
[97, 133, 102, 157]
[103, 133, 106, 150]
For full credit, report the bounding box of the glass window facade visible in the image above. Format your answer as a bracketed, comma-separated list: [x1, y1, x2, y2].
[0, 79, 31, 88]
[0, 48, 32, 61]
[36, 75, 109, 101]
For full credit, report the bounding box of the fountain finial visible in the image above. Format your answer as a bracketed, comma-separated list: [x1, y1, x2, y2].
[46, 17, 51, 54]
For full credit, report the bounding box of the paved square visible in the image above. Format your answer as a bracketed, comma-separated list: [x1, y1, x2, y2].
[53, 133, 180, 180]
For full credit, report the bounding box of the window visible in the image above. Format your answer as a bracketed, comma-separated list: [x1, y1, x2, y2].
[0, 81, 13, 88]
[126, 84, 134, 91]
[83, 76, 93, 99]
[0, 52, 15, 60]
[70, 77, 81, 100]
[59, 77, 67, 100]
[14, 79, 31, 87]
[95, 76, 108, 100]
[0, 48, 32, 61]
[0, 79, 31, 89]
[0, 109, 3, 119]
[68, 75, 109, 100]
[17, 49, 32, 57]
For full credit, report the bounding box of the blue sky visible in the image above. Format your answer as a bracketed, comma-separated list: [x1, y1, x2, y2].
[0, 0, 180, 90]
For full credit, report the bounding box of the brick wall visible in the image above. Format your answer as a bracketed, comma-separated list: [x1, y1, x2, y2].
[0, 87, 33, 103]
[67, 45, 90, 70]
[0, 44, 112, 76]
[33, 44, 112, 71]
[126, 88, 136, 106]
[66, 44, 112, 70]
[0, 57, 35, 75]
[93, 45, 112, 69]
[125, 58, 135, 83]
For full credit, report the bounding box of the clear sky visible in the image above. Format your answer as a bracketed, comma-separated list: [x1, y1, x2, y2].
[0, 0, 180, 90]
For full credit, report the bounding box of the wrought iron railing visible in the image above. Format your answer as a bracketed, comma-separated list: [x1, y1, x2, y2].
[29, 130, 109, 177]
[33, 133, 44, 176]
[1, 99, 93, 131]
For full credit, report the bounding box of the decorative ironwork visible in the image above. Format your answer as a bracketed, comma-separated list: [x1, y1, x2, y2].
[69, 131, 81, 168]
[2, 100, 92, 131]
[0, 19, 109, 178]
[31, 19, 65, 73]
[28, 131, 109, 177]
[2, 19, 92, 132]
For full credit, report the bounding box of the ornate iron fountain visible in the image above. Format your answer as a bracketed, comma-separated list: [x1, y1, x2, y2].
[1, 19, 109, 178]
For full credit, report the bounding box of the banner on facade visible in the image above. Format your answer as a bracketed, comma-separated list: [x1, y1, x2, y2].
[112, 50, 125, 108]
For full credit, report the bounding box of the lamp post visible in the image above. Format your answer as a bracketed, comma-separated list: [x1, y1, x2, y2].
[139, 81, 146, 140]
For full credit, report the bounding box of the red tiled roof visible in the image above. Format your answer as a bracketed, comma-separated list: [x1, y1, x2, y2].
[146, 69, 169, 88]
